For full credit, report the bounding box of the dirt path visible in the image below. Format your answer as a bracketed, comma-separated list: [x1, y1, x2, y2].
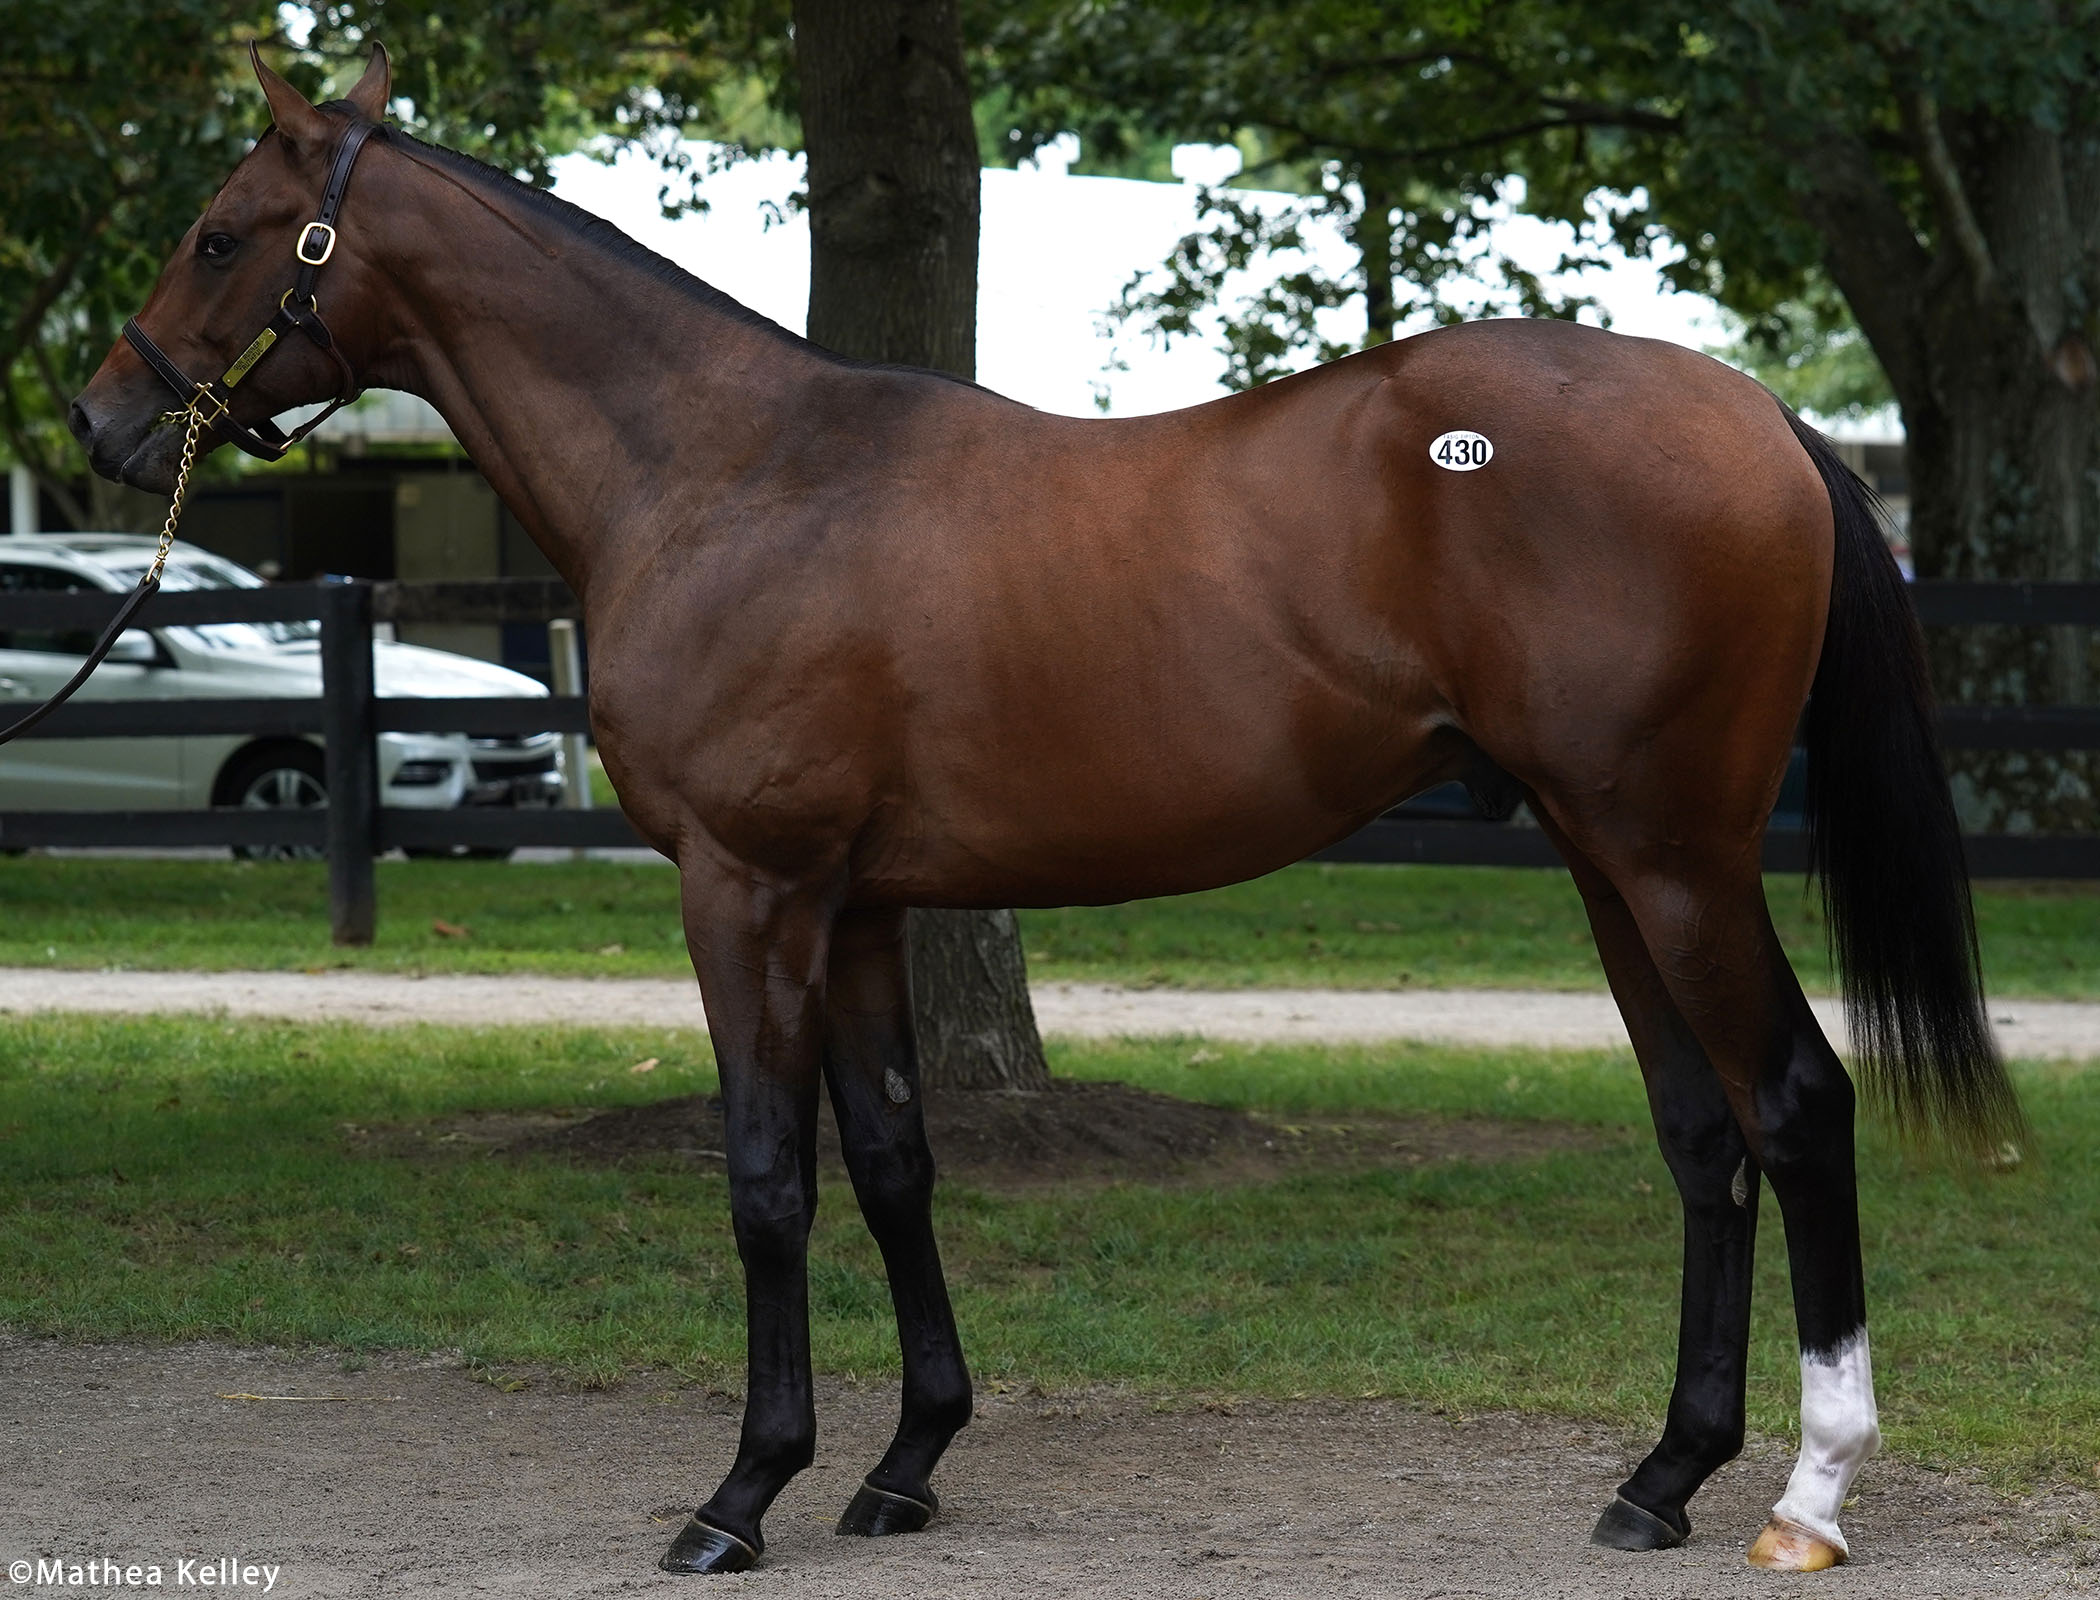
[7, 967, 2100, 1056]
[0, 1341, 2087, 1599]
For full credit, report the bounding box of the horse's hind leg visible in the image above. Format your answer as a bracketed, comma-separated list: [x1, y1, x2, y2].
[1535, 817, 1760, 1552]
[659, 859, 833, 1575]
[819, 907, 973, 1536]
[1548, 812, 1878, 1571]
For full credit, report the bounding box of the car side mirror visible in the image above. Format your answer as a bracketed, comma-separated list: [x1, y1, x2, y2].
[104, 629, 161, 666]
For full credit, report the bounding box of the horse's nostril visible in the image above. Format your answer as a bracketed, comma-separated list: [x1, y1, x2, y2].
[67, 398, 96, 449]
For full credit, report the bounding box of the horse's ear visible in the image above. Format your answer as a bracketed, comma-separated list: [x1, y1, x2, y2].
[249, 41, 330, 157]
[344, 42, 391, 122]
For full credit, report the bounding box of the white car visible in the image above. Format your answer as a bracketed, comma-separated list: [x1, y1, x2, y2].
[0, 534, 564, 857]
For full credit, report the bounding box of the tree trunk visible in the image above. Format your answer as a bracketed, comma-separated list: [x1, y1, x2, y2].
[1802, 112, 2100, 833]
[1904, 298, 2100, 831]
[793, 0, 1050, 1092]
[794, 0, 981, 378]
[902, 908, 1049, 1090]
[1352, 171, 1396, 346]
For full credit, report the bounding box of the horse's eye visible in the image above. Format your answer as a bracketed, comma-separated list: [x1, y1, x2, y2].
[198, 232, 239, 263]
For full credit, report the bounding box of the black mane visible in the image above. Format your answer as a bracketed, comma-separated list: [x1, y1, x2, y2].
[353, 114, 978, 389]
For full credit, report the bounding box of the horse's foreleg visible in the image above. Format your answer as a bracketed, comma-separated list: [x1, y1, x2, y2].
[821, 907, 973, 1536]
[659, 861, 835, 1576]
[1543, 820, 1757, 1552]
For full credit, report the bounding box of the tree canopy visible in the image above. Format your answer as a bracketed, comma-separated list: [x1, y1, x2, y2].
[1, 0, 262, 524]
[980, 0, 1670, 386]
[983, 2, 2096, 422]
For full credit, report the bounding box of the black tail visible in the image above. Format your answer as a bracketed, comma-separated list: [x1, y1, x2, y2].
[1785, 408, 2024, 1152]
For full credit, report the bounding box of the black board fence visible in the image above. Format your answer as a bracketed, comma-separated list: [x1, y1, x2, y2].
[0, 578, 630, 943]
[2, 577, 2099, 943]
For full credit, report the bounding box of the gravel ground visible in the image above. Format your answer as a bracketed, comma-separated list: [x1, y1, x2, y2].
[7, 967, 2100, 1056]
[0, 1340, 2090, 1600]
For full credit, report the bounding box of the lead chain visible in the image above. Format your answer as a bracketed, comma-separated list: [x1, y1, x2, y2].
[148, 406, 204, 586]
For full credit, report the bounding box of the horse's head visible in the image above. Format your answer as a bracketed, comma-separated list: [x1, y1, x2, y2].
[70, 43, 392, 493]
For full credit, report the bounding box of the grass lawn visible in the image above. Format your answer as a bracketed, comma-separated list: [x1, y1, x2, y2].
[0, 1014, 2091, 1493]
[9, 855, 2100, 997]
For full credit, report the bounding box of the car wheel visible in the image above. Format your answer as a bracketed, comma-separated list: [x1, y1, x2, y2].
[220, 744, 327, 862]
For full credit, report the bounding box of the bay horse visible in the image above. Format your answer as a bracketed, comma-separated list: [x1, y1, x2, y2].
[71, 45, 2021, 1577]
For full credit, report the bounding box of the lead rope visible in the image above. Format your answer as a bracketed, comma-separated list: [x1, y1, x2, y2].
[0, 407, 202, 749]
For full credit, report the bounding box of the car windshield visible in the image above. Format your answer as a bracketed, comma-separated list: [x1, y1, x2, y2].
[90, 550, 319, 650]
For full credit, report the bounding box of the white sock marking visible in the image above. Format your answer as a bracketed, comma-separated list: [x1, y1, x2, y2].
[1771, 1329, 1880, 1554]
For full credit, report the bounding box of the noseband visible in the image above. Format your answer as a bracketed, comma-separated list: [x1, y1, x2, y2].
[122, 118, 377, 461]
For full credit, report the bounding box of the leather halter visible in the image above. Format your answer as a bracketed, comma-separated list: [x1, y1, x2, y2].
[123, 118, 378, 461]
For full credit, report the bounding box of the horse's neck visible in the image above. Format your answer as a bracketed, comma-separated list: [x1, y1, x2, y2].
[368, 144, 821, 598]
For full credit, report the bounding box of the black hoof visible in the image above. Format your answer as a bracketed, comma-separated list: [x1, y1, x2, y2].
[659, 1517, 760, 1573]
[1591, 1495, 1689, 1551]
[837, 1479, 938, 1537]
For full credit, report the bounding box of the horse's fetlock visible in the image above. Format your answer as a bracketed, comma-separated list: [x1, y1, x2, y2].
[748, 1424, 817, 1480]
[918, 1381, 974, 1441]
[1685, 1414, 1747, 1474]
[1835, 1411, 1881, 1464]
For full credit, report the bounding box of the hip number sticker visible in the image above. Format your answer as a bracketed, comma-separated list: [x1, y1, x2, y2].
[1430, 430, 1494, 471]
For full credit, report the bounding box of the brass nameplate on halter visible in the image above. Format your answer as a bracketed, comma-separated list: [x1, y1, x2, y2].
[223, 326, 279, 388]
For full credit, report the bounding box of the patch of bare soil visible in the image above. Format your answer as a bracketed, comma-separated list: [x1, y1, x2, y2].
[468, 1081, 1613, 1189]
[1, 1340, 2089, 1599]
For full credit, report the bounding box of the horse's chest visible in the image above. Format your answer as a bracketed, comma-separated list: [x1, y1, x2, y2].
[591, 660, 892, 871]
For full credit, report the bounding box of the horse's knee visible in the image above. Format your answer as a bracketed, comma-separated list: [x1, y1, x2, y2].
[842, 1132, 936, 1230]
[729, 1191, 817, 1267]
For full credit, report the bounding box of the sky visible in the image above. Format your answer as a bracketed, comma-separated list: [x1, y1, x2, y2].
[542, 139, 1733, 422]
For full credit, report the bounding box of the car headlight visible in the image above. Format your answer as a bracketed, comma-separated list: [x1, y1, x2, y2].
[390, 759, 455, 788]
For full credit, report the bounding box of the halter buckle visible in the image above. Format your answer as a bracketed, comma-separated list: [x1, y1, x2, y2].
[295, 222, 337, 265]
[186, 386, 232, 426]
